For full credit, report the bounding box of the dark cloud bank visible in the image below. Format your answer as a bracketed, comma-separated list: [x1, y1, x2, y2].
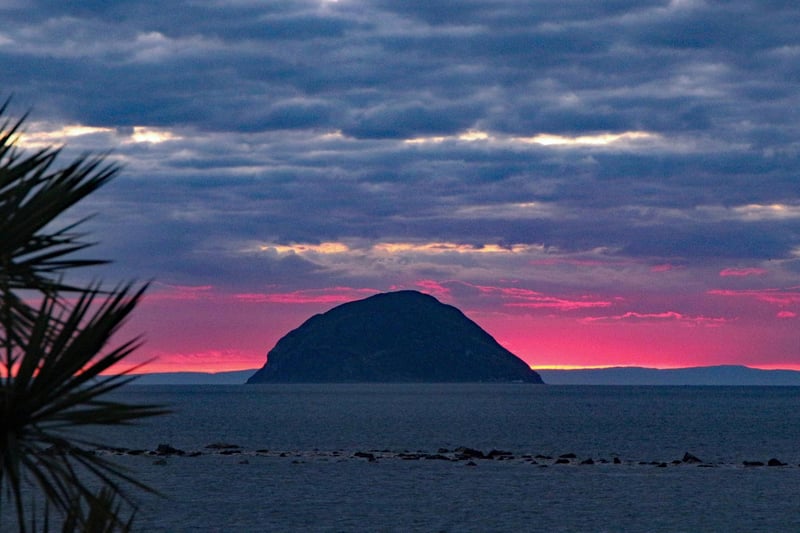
[2, 1, 798, 362]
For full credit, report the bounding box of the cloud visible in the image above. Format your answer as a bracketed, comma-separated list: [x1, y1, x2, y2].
[650, 264, 682, 273]
[403, 280, 614, 313]
[582, 311, 730, 327]
[708, 287, 800, 306]
[487, 287, 612, 311]
[409, 279, 452, 299]
[233, 287, 378, 304]
[145, 283, 216, 302]
[262, 242, 351, 255]
[719, 267, 767, 277]
[4, 1, 800, 369]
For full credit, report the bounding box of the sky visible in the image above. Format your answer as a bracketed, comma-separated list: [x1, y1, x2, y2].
[3, 0, 799, 372]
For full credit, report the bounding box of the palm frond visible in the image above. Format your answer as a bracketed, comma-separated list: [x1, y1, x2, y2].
[61, 486, 136, 533]
[0, 120, 119, 306]
[0, 102, 169, 531]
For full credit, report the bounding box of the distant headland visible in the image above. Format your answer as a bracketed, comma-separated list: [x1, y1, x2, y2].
[246, 290, 543, 384]
[128, 364, 800, 386]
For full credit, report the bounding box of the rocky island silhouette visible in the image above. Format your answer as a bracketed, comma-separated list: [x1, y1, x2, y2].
[247, 290, 543, 383]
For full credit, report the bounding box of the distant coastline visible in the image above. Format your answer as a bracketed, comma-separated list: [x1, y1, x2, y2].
[127, 370, 256, 385]
[538, 365, 800, 386]
[126, 365, 800, 386]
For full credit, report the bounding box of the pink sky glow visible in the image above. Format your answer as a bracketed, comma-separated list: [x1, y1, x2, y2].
[112, 277, 800, 374]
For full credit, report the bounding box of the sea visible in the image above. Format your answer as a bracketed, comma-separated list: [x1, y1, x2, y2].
[83, 384, 800, 532]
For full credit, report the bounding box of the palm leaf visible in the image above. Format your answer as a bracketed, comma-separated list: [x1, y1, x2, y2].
[0, 103, 170, 531]
[2, 285, 169, 530]
[0, 126, 118, 305]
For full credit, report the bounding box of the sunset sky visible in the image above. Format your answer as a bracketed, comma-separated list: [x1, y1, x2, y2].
[4, 1, 799, 372]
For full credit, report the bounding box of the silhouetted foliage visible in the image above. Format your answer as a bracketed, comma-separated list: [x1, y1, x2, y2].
[0, 102, 168, 531]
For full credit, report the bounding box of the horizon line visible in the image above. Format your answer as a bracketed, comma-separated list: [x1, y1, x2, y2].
[109, 363, 800, 376]
[530, 364, 800, 372]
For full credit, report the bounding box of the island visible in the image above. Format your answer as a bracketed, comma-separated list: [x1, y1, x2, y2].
[247, 290, 543, 383]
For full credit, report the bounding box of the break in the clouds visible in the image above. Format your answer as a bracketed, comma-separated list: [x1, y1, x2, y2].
[3, 0, 799, 371]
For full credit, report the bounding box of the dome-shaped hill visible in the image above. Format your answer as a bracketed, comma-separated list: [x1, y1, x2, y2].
[246, 290, 543, 383]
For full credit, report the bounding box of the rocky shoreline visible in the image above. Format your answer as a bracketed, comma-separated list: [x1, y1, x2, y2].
[89, 443, 795, 469]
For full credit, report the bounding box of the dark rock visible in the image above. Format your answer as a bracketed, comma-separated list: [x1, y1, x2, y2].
[682, 452, 702, 464]
[398, 453, 423, 460]
[580, 458, 595, 465]
[437, 448, 450, 454]
[535, 454, 552, 460]
[354, 451, 378, 462]
[613, 457, 622, 464]
[657, 462, 668, 468]
[353, 451, 376, 460]
[127, 449, 146, 456]
[454, 446, 487, 459]
[205, 443, 241, 450]
[424, 454, 451, 461]
[219, 449, 241, 455]
[743, 461, 765, 467]
[487, 449, 513, 459]
[246, 291, 544, 383]
[97, 445, 129, 454]
[554, 458, 571, 464]
[156, 444, 184, 456]
[41, 444, 70, 456]
[559, 453, 577, 459]
[767, 458, 786, 467]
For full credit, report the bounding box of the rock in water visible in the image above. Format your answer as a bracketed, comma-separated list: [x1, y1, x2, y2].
[246, 290, 544, 384]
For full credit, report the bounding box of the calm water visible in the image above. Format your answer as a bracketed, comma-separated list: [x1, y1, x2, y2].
[87, 385, 800, 531]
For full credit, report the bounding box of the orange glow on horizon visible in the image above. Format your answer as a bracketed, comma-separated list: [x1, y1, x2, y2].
[108, 359, 260, 375]
[531, 364, 643, 370]
[100, 361, 800, 376]
[741, 363, 800, 372]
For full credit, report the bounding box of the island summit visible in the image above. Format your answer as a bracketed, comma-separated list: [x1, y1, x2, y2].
[247, 290, 543, 384]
